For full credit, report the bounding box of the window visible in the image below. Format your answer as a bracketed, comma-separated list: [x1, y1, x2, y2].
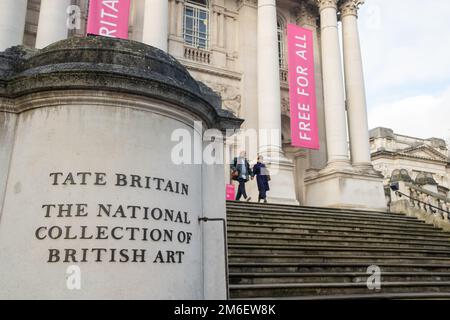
[277, 20, 286, 68]
[184, 0, 209, 50]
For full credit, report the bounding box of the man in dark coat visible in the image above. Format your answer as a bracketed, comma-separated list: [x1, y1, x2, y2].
[253, 155, 270, 203]
[231, 151, 252, 201]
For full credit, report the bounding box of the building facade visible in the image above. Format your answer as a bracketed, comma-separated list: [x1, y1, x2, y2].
[0, 0, 386, 210]
[370, 127, 450, 199]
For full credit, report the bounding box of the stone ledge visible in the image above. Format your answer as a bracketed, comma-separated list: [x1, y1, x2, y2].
[0, 36, 243, 131]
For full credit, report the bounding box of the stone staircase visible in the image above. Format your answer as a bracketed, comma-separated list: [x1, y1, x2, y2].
[226, 201, 450, 299]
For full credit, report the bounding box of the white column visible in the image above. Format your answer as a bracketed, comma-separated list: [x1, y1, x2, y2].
[0, 0, 28, 51]
[143, 0, 169, 51]
[257, 0, 282, 157]
[316, 0, 350, 167]
[340, 0, 371, 167]
[35, 0, 71, 49]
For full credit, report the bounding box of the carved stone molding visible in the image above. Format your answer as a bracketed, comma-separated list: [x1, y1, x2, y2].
[236, 0, 257, 10]
[339, 0, 364, 18]
[295, 1, 319, 27]
[314, 0, 338, 11]
[204, 81, 242, 116]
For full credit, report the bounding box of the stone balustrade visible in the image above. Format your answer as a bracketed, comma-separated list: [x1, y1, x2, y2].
[184, 46, 211, 64]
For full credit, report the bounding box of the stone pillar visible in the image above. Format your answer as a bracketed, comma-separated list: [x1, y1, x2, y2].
[305, 0, 386, 211]
[35, 0, 71, 49]
[340, 0, 371, 167]
[316, 0, 350, 168]
[257, 0, 282, 156]
[0, 0, 28, 51]
[256, 0, 298, 204]
[143, 0, 169, 51]
[236, 0, 258, 134]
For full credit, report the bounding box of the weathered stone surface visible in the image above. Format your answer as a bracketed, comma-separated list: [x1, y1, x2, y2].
[0, 36, 243, 131]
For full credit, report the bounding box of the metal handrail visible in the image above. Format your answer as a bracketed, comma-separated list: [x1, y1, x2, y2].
[198, 217, 229, 300]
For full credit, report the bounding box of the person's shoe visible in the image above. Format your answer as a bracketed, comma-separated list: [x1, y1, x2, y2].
[264, 199, 267, 203]
[246, 197, 252, 202]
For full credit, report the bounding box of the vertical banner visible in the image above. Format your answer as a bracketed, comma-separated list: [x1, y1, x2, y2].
[87, 0, 131, 39]
[287, 24, 320, 150]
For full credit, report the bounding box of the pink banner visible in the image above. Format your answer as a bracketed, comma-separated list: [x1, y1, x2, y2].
[87, 0, 131, 39]
[287, 24, 319, 150]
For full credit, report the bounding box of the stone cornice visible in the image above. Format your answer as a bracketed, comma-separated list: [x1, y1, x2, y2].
[339, 0, 364, 18]
[0, 37, 244, 131]
[371, 149, 449, 165]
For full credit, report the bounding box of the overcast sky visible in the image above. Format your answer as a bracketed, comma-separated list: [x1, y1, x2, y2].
[357, 0, 450, 141]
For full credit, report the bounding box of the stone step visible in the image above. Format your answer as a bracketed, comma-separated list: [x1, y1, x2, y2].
[227, 207, 426, 225]
[226, 203, 423, 224]
[227, 201, 404, 218]
[233, 292, 450, 300]
[278, 292, 450, 300]
[226, 202, 450, 299]
[227, 223, 450, 241]
[227, 215, 441, 234]
[227, 236, 450, 251]
[229, 272, 450, 285]
[227, 231, 450, 248]
[228, 262, 450, 274]
[228, 253, 450, 265]
[229, 281, 450, 298]
[227, 219, 446, 238]
[228, 244, 450, 257]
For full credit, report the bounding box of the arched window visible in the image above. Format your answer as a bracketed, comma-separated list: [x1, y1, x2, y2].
[277, 19, 286, 68]
[184, 0, 209, 49]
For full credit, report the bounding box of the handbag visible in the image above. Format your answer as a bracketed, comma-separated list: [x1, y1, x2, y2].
[231, 169, 239, 181]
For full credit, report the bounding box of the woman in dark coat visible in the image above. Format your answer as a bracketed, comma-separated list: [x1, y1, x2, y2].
[253, 155, 270, 203]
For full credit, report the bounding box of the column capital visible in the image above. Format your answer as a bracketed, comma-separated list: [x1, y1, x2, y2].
[314, 0, 338, 11]
[339, 0, 364, 18]
[295, 1, 319, 27]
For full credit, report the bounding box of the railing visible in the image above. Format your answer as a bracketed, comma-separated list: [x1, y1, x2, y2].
[198, 217, 229, 299]
[184, 46, 211, 64]
[392, 184, 450, 221]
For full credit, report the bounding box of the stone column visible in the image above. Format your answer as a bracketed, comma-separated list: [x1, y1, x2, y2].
[257, 0, 282, 157]
[340, 0, 371, 167]
[0, 0, 28, 51]
[316, 0, 350, 168]
[35, 0, 71, 49]
[143, 0, 169, 51]
[256, 0, 298, 204]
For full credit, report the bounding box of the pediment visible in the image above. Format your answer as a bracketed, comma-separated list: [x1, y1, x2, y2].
[400, 145, 448, 161]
